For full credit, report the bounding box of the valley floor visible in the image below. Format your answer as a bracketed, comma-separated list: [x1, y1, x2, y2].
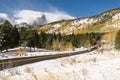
[0, 49, 120, 80]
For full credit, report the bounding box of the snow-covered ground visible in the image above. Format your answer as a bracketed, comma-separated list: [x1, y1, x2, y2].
[0, 49, 120, 80]
[0, 46, 89, 59]
[26, 47, 88, 56]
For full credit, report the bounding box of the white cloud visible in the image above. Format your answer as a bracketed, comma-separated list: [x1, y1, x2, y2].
[44, 11, 75, 22]
[14, 9, 75, 26]
[0, 13, 15, 25]
[0, 9, 75, 26]
[14, 10, 43, 23]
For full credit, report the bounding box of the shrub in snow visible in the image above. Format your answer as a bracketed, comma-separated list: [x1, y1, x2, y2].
[8, 68, 22, 76]
[24, 67, 33, 73]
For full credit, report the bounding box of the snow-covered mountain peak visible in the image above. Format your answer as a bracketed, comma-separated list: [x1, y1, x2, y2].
[0, 10, 74, 27]
[14, 9, 75, 27]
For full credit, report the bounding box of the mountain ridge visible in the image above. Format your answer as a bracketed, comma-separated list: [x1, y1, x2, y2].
[1, 8, 120, 34]
[34, 8, 120, 35]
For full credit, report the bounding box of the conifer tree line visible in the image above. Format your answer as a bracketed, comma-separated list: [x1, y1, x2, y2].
[0, 20, 19, 52]
[0, 20, 103, 52]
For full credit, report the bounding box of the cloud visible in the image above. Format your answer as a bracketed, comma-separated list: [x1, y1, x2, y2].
[14, 10, 43, 24]
[13, 9, 75, 25]
[0, 7, 75, 26]
[44, 10, 75, 22]
[0, 13, 15, 25]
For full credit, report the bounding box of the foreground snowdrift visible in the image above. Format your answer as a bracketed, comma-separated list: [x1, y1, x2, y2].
[0, 50, 120, 80]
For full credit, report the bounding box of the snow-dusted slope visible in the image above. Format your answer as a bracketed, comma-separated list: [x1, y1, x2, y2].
[36, 8, 120, 35]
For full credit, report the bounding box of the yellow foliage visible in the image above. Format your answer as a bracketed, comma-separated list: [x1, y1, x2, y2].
[84, 40, 90, 47]
[84, 40, 91, 49]
[24, 67, 33, 73]
[62, 21, 68, 27]
[57, 21, 69, 31]
[65, 42, 74, 50]
[13, 48, 27, 56]
[88, 24, 104, 32]
[52, 39, 59, 50]
[52, 39, 75, 51]
[41, 25, 51, 32]
[10, 49, 21, 56]
[92, 38, 96, 43]
[102, 32, 116, 44]
[74, 30, 84, 35]
[52, 39, 65, 51]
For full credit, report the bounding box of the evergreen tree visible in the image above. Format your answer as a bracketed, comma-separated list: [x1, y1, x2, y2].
[25, 30, 39, 51]
[57, 33, 62, 41]
[0, 20, 19, 51]
[115, 30, 120, 50]
[19, 27, 28, 45]
[1, 20, 13, 51]
[38, 31, 47, 48]
[10, 26, 19, 47]
[0, 26, 4, 53]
